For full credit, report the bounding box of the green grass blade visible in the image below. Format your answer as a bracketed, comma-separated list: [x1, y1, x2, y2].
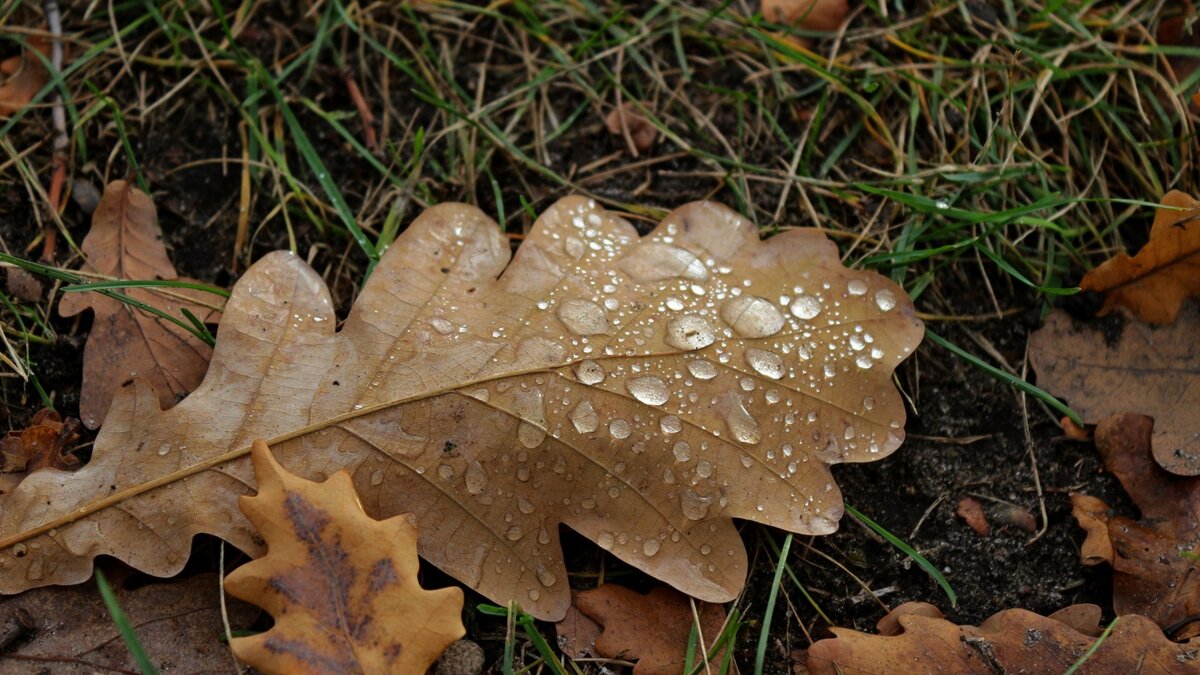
[845, 504, 957, 607]
[95, 570, 157, 675]
[754, 533, 792, 674]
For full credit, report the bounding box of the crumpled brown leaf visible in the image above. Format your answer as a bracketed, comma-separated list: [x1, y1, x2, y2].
[808, 601, 1200, 674]
[0, 572, 257, 673]
[605, 102, 657, 154]
[1029, 304, 1200, 475]
[0, 409, 80, 475]
[0, 37, 50, 117]
[761, 0, 849, 33]
[1070, 413, 1200, 629]
[58, 180, 222, 429]
[1080, 190, 1200, 324]
[574, 584, 727, 675]
[224, 440, 464, 674]
[0, 196, 921, 620]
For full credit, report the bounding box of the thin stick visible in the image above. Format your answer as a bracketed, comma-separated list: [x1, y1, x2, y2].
[42, 0, 67, 262]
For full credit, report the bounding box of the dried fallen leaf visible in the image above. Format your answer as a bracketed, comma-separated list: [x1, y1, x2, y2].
[575, 584, 727, 675]
[1030, 304, 1200, 475]
[555, 591, 602, 660]
[58, 180, 222, 429]
[761, 0, 849, 32]
[808, 602, 1200, 674]
[954, 496, 989, 536]
[0, 37, 49, 117]
[0, 197, 921, 620]
[605, 102, 657, 154]
[0, 573, 257, 673]
[224, 440, 464, 674]
[0, 409, 80, 474]
[1080, 190, 1200, 324]
[1071, 413, 1200, 629]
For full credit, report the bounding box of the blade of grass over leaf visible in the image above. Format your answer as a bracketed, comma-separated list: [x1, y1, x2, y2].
[1062, 617, 1119, 675]
[845, 505, 957, 608]
[95, 570, 157, 675]
[754, 533, 792, 675]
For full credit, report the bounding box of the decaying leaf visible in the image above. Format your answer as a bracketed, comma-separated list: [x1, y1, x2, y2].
[224, 441, 464, 674]
[1080, 190, 1200, 324]
[761, 0, 850, 32]
[0, 197, 921, 620]
[1, 409, 80, 474]
[0, 573, 257, 673]
[605, 102, 657, 154]
[59, 180, 222, 429]
[555, 591, 602, 660]
[0, 37, 49, 117]
[1070, 413, 1200, 629]
[1029, 305, 1200, 475]
[954, 496, 989, 536]
[574, 584, 727, 675]
[808, 601, 1200, 674]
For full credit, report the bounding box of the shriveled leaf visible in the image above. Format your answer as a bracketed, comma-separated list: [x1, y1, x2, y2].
[1080, 191, 1200, 324]
[224, 441, 464, 674]
[1029, 305, 1200, 475]
[575, 584, 727, 675]
[605, 102, 657, 154]
[0, 573, 256, 673]
[0, 37, 49, 117]
[1070, 413, 1200, 629]
[0, 197, 921, 620]
[59, 181, 222, 429]
[761, 0, 849, 32]
[1, 409, 80, 474]
[808, 602, 1200, 674]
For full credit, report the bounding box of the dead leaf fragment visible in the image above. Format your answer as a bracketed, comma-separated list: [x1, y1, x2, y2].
[1030, 304, 1200, 475]
[1080, 190, 1200, 324]
[555, 591, 602, 660]
[1, 409, 80, 474]
[0, 197, 921, 621]
[605, 102, 657, 154]
[575, 584, 727, 675]
[224, 440, 465, 675]
[0, 573, 256, 673]
[954, 496, 989, 536]
[1071, 413, 1200, 628]
[761, 0, 849, 32]
[808, 604, 1200, 674]
[875, 601, 942, 636]
[58, 180, 222, 429]
[0, 37, 50, 117]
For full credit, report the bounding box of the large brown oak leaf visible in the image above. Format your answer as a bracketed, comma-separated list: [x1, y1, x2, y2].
[0, 197, 921, 620]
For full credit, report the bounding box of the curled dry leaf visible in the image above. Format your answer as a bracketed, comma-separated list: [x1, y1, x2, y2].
[954, 496, 989, 536]
[0, 37, 50, 117]
[605, 102, 657, 154]
[224, 441, 464, 674]
[808, 601, 1200, 674]
[59, 181, 222, 429]
[0, 197, 921, 620]
[1030, 305, 1200, 475]
[1070, 413, 1200, 629]
[555, 591, 602, 660]
[761, 0, 849, 32]
[1080, 190, 1200, 324]
[0, 409, 80, 475]
[574, 584, 727, 675]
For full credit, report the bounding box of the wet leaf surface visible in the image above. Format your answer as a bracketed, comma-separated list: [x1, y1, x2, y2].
[58, 181, 222, 429]
[224, 441, 464, 674]
[0, 197, 920, 620]
[0, 37, 49, 117]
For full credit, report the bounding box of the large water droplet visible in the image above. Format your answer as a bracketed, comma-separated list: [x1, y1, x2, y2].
[609, 418, 632, 439]
[745, 348, 784, 379]
[517, 496, 536, 514]
[847, 279, 868, 296]
[429, 317, 454, 335]
[666, 315, 716, 351]
[790, 294, 822, 320]
[557, 299, 609, 335]
[506, 526, 523, 541]
[438, 464, 455, 481]
[597, 532, 615, 550]
[570, 400, 600, 434]
[574, 359, 605, 385]
[875, 289, 897, 311]
[673, 441, 692, 462]
[725, 397, 761, 444]
[465, 460, 487, 494]
[643, 538, 661, 556]
[627, 376, 669, 406]
[720, 295, 785, 338]
[537, 569, 557, 587]
[620, 242, 708, 282]
[687, 359, 718, 380]
[680, 489, 714, 520]
[518, 422, 547, 448]
[660, 415, 682, 434]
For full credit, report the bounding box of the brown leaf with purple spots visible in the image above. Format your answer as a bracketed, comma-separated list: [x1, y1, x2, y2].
[223, 440, 464, 675]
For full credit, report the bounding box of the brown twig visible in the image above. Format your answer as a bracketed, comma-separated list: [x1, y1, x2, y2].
[342, 68, 378, 153]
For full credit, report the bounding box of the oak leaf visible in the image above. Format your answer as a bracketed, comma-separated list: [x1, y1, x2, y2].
[1029, 305, 1200, 475]
[574, 584, 727, 675]
[59, 181, 222, 429]
[1, 409, 80, 474]
[1070, 413, 1200, 629]
[808, 601, 1200, 674]
[1080, 190, 1200, 324]
[0, 197, 921, 620]
[224, 441, 464, 674]
[0, 37, 49, 117]
[761, 0, 849, 33]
